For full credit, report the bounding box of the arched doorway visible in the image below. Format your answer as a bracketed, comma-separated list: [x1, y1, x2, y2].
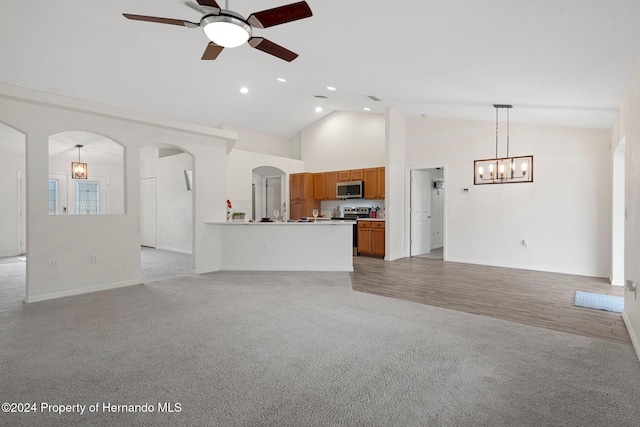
[140, 145, 195, 279]
[253, 166, 286, 221]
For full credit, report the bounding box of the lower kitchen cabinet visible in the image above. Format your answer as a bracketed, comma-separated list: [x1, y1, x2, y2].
[358, 220, 385, 257]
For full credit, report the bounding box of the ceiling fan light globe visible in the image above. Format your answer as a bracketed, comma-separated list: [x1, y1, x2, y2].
[202, 15, 251, 48]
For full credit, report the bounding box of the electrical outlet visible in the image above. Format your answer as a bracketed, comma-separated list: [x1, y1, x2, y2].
[51, 259, 58, 269]
[91, 254, 98, 264]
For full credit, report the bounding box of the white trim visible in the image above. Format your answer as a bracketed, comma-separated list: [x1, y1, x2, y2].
[156, 246, 193, 255]
[446, 256, 608, 279]
[24, 280, 141, 303]
[622, 311, 640, 363]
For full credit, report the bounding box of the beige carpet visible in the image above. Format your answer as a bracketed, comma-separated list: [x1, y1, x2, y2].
[1, 249, 639, 426]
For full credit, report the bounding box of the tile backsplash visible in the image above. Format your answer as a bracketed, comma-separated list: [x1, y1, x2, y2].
[321, 200, 385, 218]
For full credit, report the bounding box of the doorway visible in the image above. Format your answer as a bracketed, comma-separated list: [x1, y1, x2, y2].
[409, 167, 445, 260]
[252, 166, 285, 221]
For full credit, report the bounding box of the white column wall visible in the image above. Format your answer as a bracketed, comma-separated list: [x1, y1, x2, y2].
[615, 57, 640, 361]
[385, 109, 406, 261]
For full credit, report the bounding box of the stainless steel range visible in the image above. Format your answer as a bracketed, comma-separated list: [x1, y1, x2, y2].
[331, 207, 370, 255]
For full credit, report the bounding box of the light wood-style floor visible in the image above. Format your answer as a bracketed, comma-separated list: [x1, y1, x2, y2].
[351, 256, 630, 345]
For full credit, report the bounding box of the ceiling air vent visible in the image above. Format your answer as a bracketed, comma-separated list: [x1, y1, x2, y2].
[367, 95, 381, 101]
[314, 95, 328, 99]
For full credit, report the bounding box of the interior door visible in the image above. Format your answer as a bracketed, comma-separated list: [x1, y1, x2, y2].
[410, 169, 431, 256]
[140, 177, 157, 248]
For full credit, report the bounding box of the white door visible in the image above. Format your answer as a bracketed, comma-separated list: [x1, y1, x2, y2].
[410, 169, 431, 256]
[140, 177, 157, 247]
[49, 173, 69, 215]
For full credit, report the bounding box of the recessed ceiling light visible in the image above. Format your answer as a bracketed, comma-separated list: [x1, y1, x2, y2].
[240, 87, 249, 94]
[363, 107, 371, 111]
[277, 77, 286, 83]
[326, 86, 336, 91]
[315, 106, 323, 113]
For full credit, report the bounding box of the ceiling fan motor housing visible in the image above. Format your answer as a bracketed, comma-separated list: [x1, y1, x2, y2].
[201, 10, 252, 48]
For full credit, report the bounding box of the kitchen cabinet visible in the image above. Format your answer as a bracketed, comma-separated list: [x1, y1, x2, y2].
[338, 170, 351, 182]
[290, 173, 320, 220]
[314, 173, 326, 200]
[325, 171, 338, 200]
[364, 167, 385, 199]
[358, 220, 385, 257]
[378, 167, 385, 199]
[314, 172, 338, 200]
[338, 169, 364, 182]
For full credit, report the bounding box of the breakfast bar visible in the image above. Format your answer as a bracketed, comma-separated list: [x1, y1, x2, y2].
[206, 221, 354, 272]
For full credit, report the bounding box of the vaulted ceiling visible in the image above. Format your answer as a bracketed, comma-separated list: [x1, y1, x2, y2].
[2, 0, 640, 139]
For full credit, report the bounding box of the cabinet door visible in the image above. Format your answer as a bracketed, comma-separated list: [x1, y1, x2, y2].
[372, 228, 385, 256]
[363, 168, 378, 199]
[350, 169, 364, 180]
[314, 173, 326, 200]
[325, 172, 338, 200]
[338, 170, 351, 182]
[290, 174, 302, 200]
[377, 167, 385, 199]
[291, 200, 306, 220]
[358, 227, 371, 255]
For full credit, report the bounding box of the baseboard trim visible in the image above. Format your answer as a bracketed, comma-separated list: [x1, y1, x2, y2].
[25, 280, 141, 303]
[622, 310, 640, 363]
[445, 256, 608, 279]
[155, 246, 192, 255]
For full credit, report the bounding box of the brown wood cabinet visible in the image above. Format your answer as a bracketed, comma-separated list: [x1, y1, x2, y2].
[363, 167, 385, 199]
[313, 173, 326, 200]
[338, 170, 351, 182]
[378, 167, 385, 199]
[358, 220, 385, 257]
[289, 173, 319, 220]
[325, 172, 338, 200]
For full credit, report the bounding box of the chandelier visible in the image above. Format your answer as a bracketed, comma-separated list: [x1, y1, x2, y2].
[71, 144, 88, 180]
[474, 104, 533, 185]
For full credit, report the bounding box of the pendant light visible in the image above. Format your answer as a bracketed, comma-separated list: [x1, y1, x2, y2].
[474, 104, 533, 185]
[72, 144, 88, 179]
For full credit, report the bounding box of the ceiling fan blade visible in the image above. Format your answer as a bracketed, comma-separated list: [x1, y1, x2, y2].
[196, 0, 221, 8]
[247, 1, 312, 29]
[122, 14, 195, 27]
[201, 42, 224, 60]
[249, 37, 298, 62]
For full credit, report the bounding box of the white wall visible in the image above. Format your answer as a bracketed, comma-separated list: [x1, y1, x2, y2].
[156, 152, 193, 253]
[221, 124, 298, 159]
[0, 83, 233, 302]
[226, 149, 305, 221]
[614, 57, 640, 360]
[406, 116, 612, 277]
[301, 111, 385, 172]
[0, 124, 25, 257]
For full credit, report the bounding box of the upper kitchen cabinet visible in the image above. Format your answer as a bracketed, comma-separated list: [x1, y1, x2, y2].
[338, 169, 364, 182]
[314, 173, 326, 200]
[364, 167, 385, 199]
[314, 171, 338, 200]
[290, 172, 311, 200]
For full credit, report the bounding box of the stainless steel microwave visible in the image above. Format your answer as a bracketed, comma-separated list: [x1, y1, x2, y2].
[337, 181, 364, 199]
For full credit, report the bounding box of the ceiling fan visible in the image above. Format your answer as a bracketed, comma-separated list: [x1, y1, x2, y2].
[123, 0, 312, 62]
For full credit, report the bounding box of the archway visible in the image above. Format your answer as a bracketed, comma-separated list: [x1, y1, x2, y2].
[140, 145, 195, 278]
[253, 166, 286, 221]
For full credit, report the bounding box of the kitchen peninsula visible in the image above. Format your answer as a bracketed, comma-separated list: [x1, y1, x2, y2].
[206, 221, 354, 272]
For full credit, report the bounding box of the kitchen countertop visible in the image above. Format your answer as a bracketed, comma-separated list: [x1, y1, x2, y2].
[357, 218, 386, 222]
[206, 220, 356, 225]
